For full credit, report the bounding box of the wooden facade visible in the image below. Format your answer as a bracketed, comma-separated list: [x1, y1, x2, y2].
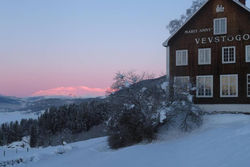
[164, 0, 250, 104]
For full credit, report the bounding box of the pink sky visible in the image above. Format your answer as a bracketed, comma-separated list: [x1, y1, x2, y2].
[0, 66, 163, 97]
[1, 1, 250, 97]
[0, 0, 179, 97]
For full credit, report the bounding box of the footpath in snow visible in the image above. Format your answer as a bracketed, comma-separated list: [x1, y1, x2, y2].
[1, 114, 250, 167]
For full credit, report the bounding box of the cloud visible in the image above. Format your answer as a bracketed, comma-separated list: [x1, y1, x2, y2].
[32, 86, 107, 97]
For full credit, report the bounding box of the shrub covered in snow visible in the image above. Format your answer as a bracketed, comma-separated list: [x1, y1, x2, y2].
[107, 76, 203, 149]
[164, 97, 203, 132]
[108, 108, 156, 149]
[167, 80, 203, 132]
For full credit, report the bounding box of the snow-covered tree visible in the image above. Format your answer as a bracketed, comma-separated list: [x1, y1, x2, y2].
[109, 71, 155, 93]
[167, 0, 207, 34]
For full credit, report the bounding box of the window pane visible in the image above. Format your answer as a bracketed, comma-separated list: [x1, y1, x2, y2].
[177, 55, 181, 65]
[198, 78, 204, 96]
[229, 76, 237, 95]
[182, 52, 186, 65]
[247, 46, 250, 62]
[224, 48, 228, 62]
[204, 50, 208, 61]
[176, 52, 181, 65]
[248, 75, 250, 96]
[229, 48, 234, 62]
[222, 76, 228, 96]
[205, 77, 212, 96]
[200, 50, 204, 64]
[205, 49, 210, 64]
[220, 19, 226, 33]
[215, 20, 219, 34]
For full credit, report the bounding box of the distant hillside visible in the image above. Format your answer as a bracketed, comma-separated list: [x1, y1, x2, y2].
[0, 96, 22, 105]
[0, 95, 98, 112]
[0, 96, 25, 112]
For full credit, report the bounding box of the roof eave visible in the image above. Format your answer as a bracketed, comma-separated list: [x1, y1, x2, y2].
[162, 0, 250, 47]
[162, 0, 209, 47]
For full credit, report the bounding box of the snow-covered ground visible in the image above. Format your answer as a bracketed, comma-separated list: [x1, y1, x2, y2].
[1, 114, 250, 167]
[198, 104, 250, 112]
[0, 111, 43, 124]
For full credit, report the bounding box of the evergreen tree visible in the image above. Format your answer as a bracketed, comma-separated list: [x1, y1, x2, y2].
[30, 125, 37, 147]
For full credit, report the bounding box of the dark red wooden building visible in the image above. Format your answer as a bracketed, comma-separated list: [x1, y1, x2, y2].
[163, 0, 250, 111]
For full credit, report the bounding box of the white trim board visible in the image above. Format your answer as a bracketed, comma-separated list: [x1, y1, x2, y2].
[166, 46, 170, 77]
[198, 104, 250, 113]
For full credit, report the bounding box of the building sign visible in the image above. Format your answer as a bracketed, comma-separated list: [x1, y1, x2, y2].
[184, 28, 250, 44]
[185, 28, 213, 34]
[195, 34, 250, 45]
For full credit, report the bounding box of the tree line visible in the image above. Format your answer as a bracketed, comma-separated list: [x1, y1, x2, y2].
[0, 75, 203, 149]
[0, 99, 109, 147]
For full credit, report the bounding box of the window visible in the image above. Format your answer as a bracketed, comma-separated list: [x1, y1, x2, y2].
[220, 74, 238, 97]
[196, 76, 213, 98]
[198, 48, 211, 65]
[247, 74, 250, 97]
[176, 50, 188, 66]
[214, 18, 227, 35]
[246, 45, 250, 62]
[174, 76, 190, 90]
[222, 46, 236, 64]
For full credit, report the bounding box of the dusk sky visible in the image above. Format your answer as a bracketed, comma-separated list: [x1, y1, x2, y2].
[1, 0, 249, 97]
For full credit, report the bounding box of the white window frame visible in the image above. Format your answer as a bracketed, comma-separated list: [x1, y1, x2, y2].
[196, 75, 213, 98]
[222, 46, 236, 64]
[247, 74, 250, 97]
[176, 50, 188, 66]
[213, 18, 227, 35]
[220, 74, 238, 98]
[198, 48, 211, 65]
[246, 45, 250, 62]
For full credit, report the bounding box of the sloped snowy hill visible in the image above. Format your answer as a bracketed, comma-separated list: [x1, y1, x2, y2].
[1, 114, 250, 167]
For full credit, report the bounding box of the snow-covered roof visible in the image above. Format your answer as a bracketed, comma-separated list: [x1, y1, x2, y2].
[163, 0, 250, 47]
